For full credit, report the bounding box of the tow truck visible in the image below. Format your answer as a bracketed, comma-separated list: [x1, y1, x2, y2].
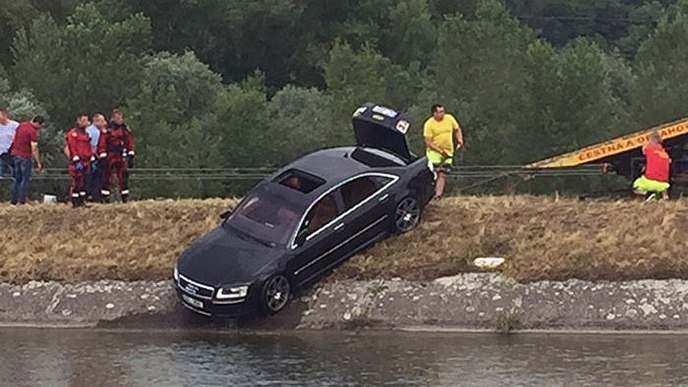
[528, 118, 688, 195]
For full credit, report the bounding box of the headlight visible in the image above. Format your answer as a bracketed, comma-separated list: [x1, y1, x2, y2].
[216, 285, 248, 300]
[173, 266, 179, 281]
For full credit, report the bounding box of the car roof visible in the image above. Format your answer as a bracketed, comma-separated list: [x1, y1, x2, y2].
[261, 147, 395, 203]
[291, 147, 368, 180]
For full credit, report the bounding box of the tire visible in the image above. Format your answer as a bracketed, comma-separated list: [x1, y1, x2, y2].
[393, 196, 422, 234]
[260, 274, 291, 315]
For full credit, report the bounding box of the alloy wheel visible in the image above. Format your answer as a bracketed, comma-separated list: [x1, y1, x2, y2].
[395, 197, 421, 233]
[264, 275, 290, 313]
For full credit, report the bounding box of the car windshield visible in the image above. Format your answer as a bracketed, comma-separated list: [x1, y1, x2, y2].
[225, 192, 303, 247]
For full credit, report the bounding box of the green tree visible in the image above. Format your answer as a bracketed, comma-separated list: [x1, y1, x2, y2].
[0, 76, 65, 169]
[0, 0, 86, 68]
[11, 3, 151, 128]
[632, 9, 688, 126]
[210, 74, 273, 167]
[121, 0, 303, 87]
[324, 42, 420, 143]
[428, 0, 481, 19]
[125, 85, 226, 198]
[268, 85, 334, 164]
[138, 51, 222, 123]
[422, 0, 536, 164]
[123, 51, 226, 198]
[383, 0, 437, 67]
[520, 38, 629, 162]
[504, 0, 666, 58]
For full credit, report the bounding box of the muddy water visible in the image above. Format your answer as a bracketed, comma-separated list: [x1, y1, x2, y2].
[1, 329, 687, 386]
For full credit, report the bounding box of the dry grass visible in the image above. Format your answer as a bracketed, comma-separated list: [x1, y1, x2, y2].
[334, 196, 688, 283]
[2, 196, 688, 284]
[0, 199, 237, 284]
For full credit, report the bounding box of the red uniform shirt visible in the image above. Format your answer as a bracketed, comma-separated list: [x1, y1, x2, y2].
[644, 143, 671, 182]
[11, 122, 38, 159]
[65, 128, 93, 161]
[98, 123, 135, 157]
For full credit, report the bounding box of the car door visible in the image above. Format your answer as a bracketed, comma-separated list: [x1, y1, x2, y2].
[335, 174, 398, 252]
[288, 174, 398, 284]
[288, 192, 347, 284]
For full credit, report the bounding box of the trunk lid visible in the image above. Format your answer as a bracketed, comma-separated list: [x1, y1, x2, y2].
[352, 102, 415, 162]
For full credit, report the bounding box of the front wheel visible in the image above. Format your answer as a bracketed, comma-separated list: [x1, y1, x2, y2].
[393, 197, 422, 234]
[260, 274, 291, 315]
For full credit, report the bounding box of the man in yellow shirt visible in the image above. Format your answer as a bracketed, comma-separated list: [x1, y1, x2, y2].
[424, 104, 464, 199]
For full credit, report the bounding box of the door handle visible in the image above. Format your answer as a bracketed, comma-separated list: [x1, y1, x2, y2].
[334, 223, 344, 232]
[378, 193, 390, 202]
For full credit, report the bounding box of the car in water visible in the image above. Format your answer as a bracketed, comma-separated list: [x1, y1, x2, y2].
[174, 103, 436, 317]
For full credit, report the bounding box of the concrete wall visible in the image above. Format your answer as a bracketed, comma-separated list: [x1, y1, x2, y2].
[3, 274, 688, 331]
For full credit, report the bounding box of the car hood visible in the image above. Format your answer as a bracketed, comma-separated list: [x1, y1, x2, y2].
[176, 226, 282, 286]
[352, 102, 415, 162]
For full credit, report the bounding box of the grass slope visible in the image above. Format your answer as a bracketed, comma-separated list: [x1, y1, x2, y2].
[1, 197, 686, 284]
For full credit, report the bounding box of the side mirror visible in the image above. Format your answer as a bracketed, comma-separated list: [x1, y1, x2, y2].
[219, 210, 233, 220]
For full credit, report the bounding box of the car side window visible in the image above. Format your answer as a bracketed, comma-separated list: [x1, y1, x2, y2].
[340, 176, 392, 210]
[300, 193, 340, 236]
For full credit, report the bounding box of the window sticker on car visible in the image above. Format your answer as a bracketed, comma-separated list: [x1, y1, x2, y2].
[396, 120, 410, 134]
[353, 107, 367, 117]
[372, 105, 398, 118]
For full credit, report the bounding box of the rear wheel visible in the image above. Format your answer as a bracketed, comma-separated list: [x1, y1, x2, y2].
[393, 197, 422, 234]
[260, 274, 291, 315]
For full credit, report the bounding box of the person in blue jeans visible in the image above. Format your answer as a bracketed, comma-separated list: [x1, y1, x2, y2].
[10, 116, 43, 204]
[11, 157, 34, 203]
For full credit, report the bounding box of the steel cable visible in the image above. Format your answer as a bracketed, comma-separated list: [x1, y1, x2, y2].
[27, 165, 607, 181]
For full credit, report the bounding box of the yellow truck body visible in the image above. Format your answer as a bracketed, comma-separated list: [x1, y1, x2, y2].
[528, 118, 688, 168]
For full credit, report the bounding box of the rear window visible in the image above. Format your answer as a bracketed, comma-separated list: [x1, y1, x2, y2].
[275, 170, 325, 193]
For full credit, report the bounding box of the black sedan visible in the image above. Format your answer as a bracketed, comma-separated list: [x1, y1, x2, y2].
[174, 103, 436, 317]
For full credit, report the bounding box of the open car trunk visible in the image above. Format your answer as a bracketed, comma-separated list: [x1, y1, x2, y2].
[352, 102, 416, 163]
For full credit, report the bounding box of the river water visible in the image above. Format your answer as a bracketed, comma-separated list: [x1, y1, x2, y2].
[1, 328, 687, 386]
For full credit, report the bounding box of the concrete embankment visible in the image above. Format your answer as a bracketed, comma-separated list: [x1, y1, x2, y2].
[3, 274, 688, 331]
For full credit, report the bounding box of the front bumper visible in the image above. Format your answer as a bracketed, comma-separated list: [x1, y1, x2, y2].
[174, 278, 257, 317]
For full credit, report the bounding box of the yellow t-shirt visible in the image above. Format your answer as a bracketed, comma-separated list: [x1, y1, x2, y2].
[423, 114, 460, 156]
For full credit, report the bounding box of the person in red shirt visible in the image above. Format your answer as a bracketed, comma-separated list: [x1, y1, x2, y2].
[66, 113, 94, 208]
[98, 109, 135, 203]
[633, 132, 671, 200]
[10, 116, 44, 204]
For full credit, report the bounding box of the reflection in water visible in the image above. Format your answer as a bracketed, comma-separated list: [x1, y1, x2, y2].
[2, 329, 688, 386]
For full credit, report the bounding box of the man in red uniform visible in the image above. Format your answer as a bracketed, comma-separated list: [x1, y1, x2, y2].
[98, 109, 135, 203]
[66, 113, 94, 208]
[633, 132, 671, 201]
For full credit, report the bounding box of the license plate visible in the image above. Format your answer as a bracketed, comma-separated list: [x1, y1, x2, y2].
[182, 294, 204, 309]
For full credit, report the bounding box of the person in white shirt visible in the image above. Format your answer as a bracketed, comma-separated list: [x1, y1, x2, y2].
[86, 113, 107, 200]
[0, 108, 20, 178]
